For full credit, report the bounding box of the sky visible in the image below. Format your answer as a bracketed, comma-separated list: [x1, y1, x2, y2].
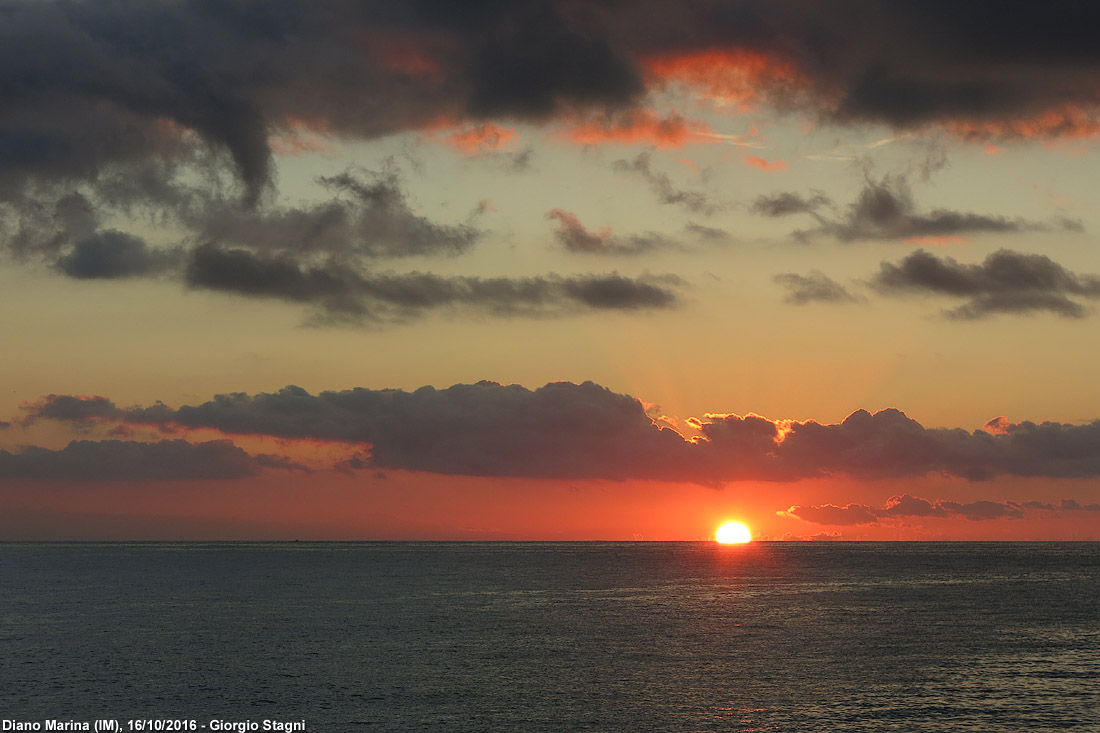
[2, 0, 1100, 540]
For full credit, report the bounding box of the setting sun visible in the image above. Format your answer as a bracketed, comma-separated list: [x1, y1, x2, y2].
[715, 521, 752, 543]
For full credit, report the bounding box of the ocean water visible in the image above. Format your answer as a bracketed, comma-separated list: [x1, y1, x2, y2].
[1, 542, 1098, 732]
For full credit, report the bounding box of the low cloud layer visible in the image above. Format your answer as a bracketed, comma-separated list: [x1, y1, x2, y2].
[0, 439, 273, 481]
[784, 494, 1100, 525]
[14, 382, 1100, 483]
[872, 248, 1100, 318]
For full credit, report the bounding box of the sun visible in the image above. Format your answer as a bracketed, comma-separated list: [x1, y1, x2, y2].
[715, 521, 752, 544]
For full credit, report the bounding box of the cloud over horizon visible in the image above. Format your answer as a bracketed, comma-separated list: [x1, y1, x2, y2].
[784, 494, 1100, 526]
[12, 381, 1100, 484]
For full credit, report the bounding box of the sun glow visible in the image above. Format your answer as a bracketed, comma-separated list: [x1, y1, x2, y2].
[715, 521, 752, 544]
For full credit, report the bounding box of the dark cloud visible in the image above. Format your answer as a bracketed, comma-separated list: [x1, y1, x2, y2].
[192, 170, 483, 260]
[124, 382, 698, 481]
[17, 381, 1100, 484]
[751, 191, 831, 218]
[774, 271, 860, 305]
[797, 174, 1071, 243]
[871, 248, 1100, 319]
[186, 244, 681, 320]
[546, 209, 675, 255]
[611, 152, 721, 215]
[0, 439, 263, 480]
[54, 229, 176, 279]
[3, 0, 1100, 218]
[19, 394, 121, 425]
[783, 503, 879, 525]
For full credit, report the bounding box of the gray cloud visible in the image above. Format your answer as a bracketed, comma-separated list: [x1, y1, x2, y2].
[783, 492, 1100, 525]
[774, 271, 860, 305]
[0, 439, 266, 481]
[783, 503, 880, 525]
[185, 244, 681, 320]
[546, 209, 676, 256]
[54, 229, 177, 279]
[17, 382, 1100, 484]
[797, 174, 1073, 243]
[3, 0, 1100, 217]
[191, 169, 483, 260]
[611, 152, 722, 215]
[871, 248, 1100, 319]
[751, 191, 831, 218]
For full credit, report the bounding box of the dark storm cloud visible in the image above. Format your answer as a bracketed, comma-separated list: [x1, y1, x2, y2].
[18, 382, 1100, 484]
[797, 174, 1070, 243]
[750, 191, 831, 218]
[871, 248, 1100, 319]
[185, 244, 681, 320]
[611, 153, 721, 215]
[774, 271, 860, 305]
[0, 439, 264, 480]
[3, 0, 1100, 218]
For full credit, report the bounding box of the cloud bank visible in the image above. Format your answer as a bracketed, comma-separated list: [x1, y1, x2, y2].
[14, 382, 1100, 483]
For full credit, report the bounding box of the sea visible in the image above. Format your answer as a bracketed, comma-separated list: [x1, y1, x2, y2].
[1, 542, 1098, 732]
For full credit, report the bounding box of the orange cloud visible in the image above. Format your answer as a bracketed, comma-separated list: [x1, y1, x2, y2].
[744, 155, 787, 171]
[984, 142, 1004, 155]
[421, 118, 520, 155]
[949, 105, 1100, 142]
[558, 109, 719, 148]
[445, 123, 518, 155]
[644, 49, 805, 112]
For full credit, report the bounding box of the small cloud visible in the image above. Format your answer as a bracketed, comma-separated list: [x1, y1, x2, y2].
[744, 155, 788, 172]
[774, 271, 861, 305]
[546, 209, 676, 256]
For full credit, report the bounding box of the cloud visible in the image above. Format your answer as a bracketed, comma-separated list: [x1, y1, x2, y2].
[798, 174, 1073, 243]
[546, 209, 675, 255]
[18, 394, 122, 426]
[185, 244, 681, 320]
[783, 492, 1100, 526]
[0, 439, 267, 480]
[744, 156, 788, 172]
[559, 109, 720, 148]
[18, 382, 1100, 484]
[871, 248, 1100, 318]
[123, 382, 697, 481]
[774, 271, 860, 305]
[751, 191, 831, 217]
[4, 0, 1100, 223]
[192, 169, 483, 260]
[611, 152, 722, 214]
[782, 503, 879, 525]
[54, 230, 177, 279]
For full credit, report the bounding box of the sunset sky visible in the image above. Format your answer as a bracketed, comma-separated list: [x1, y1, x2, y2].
[2, 0, 1100, 540]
